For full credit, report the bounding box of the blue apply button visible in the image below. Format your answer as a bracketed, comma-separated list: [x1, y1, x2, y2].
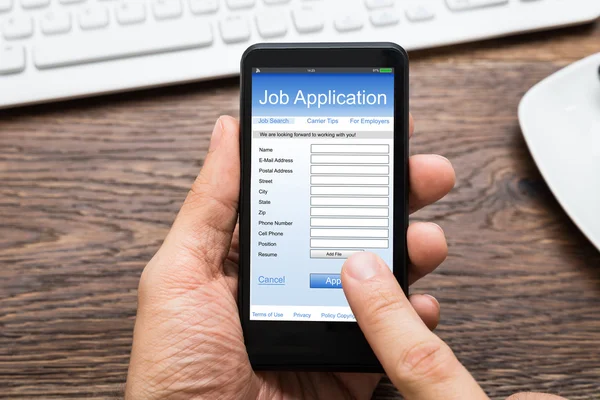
[310, 274, 342, 289]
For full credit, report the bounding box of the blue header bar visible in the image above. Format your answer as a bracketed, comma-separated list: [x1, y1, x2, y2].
[252, 73, 394, 117]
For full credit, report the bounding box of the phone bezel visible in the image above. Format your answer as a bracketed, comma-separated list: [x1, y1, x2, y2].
[239, 43, 409, 371]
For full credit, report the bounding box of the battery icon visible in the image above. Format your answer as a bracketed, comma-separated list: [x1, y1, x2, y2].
[379, 68, 393, 73]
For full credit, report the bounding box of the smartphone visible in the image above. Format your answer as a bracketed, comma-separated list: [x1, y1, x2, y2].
[238, 43, 409, 372]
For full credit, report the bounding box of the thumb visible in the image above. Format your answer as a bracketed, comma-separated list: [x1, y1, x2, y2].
[341, 252, 489, 400]
[146, 116, 240, 284]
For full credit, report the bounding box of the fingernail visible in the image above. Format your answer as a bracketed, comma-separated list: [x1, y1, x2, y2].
[208, 117, 224, 152]
[433, 154, 452, 166]
[344, 252, 382, 281]
[423, 294, 439, 308]
[428, 222, 444, 234]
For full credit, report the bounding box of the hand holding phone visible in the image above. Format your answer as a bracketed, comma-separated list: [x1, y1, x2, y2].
[122, 44, 566, 400]
[125, 111, 470, 398]
[125, 44, 464, 397]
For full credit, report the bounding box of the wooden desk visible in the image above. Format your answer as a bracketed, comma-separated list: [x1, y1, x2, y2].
[2, 24, 600, 399]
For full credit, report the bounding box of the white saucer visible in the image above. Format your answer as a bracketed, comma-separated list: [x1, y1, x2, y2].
[519, 52, 600, 252]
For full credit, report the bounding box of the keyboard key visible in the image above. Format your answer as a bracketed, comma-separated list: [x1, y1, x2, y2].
[33, 22, 213, 69]
[0, 0, 12, 12]
[446, 0, 508, 12]
[2, 16, 33, 39]
[293, 8, 324, 33]
[226, 0, 255, 9]
[0, 45, 25, 74]
[364, 0, 392, 9]
[21, 0, 49, 9]
[405, 5, 435, 22]
[79, 6, 109, 29]
[334, 13, 363, 32]
[60, 0, 86, 4]
[263, 0, 289, 4]
[256, 11, 287, 38]
[41, 11, 72, 35]
[153, 0, 182, 20]
[369, 8, 399, 27]
[116, 2, 146, 25]
[219, 16, 250, 43]
[189, 0, 219, 14]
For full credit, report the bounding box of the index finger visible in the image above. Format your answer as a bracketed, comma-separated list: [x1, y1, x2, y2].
[341, 252, 489, 400]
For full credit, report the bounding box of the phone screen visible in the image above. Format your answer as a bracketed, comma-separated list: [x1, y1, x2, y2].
[250, 68, 395, 322]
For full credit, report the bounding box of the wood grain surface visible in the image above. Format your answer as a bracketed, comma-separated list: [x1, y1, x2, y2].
[2, 23, 600, 400]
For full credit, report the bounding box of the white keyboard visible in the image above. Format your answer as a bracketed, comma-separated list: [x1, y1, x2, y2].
[0, 0, 598, 109]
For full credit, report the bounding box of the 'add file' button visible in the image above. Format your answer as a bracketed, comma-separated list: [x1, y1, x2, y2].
[310, 274, 342, 289]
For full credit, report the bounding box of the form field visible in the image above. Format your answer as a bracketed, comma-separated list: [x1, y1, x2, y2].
[311, 165, 389, 175]
[311, 144, 389, 154]
[310, 186, 389, 196]
[311, 228, 389, 238]
[311, 155, 389, 164]
[311, 207, 389, 217]
[311, 176, 389, 185]
[311, 197, 389, 206]
[311, 218, 389, 227]
[311, 239, 389, 249]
